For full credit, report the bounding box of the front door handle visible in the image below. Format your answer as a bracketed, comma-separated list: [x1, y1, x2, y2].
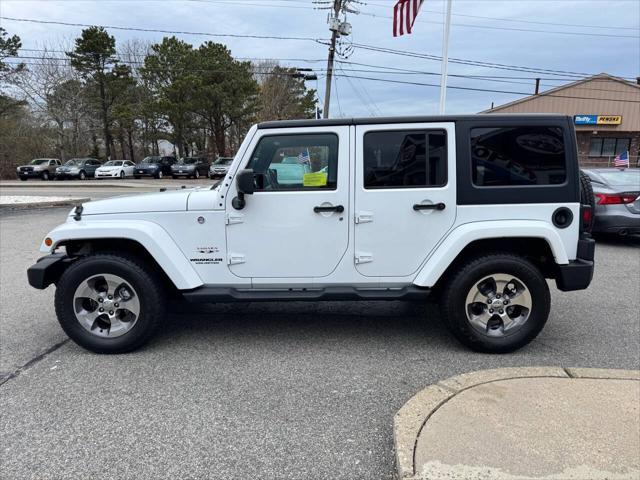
[413, 202, 445, 211]
[314, 205, 344, 213]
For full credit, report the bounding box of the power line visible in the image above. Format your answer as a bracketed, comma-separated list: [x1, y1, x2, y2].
[0, 16, 320, 42]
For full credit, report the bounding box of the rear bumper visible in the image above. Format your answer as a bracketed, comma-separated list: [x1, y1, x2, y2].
[593, 212, 640, 234]
[27, 254, 74, 289]
[555, 236, 595, 291]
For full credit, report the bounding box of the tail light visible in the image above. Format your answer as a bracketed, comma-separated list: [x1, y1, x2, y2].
[580, 204, 593, 232]
[595, 192, 639, 205]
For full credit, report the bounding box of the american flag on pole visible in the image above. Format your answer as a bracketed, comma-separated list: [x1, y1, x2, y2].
[614, 150, 629, 168]
[393, 0, 425, 37]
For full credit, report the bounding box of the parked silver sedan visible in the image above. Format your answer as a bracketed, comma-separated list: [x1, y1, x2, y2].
[582, 168, 640, 236]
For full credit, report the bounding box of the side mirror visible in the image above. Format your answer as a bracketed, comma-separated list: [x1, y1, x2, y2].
[236, 169, 255, 195]
[232, 169, 255, 210]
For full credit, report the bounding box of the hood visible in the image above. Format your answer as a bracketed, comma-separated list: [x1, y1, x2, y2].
[136, 163, 159, 168]
[79, 189, 194, 215]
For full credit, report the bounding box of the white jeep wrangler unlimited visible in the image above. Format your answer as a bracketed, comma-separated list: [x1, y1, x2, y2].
[28, 115, 595, 354]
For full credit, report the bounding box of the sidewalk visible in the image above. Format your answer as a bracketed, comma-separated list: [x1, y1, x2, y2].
[394, 367, 640, 480]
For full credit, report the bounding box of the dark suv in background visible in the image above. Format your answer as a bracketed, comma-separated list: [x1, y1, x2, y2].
[171, 156, 210, 179]
[134, 156, 177, 179]
[55, 158, 102, 180]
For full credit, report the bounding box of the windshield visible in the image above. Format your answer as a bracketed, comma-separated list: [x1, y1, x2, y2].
[64, 159, 80, 166]
[599, 170, 640, 186]
[179, 158, 198, 165]
[30, 159, 50, 165]
[141, 156, 160, 164]
[103, 161, 123, 167]
[214, 157, 233, 165]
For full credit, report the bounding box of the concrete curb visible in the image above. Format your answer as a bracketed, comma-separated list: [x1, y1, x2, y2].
[393, 367, 640, 479]
[0, 181, 148, 188]
[0, 198, 90, 211]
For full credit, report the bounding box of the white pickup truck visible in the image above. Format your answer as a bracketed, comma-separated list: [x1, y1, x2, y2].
[28, 115, 595, 354]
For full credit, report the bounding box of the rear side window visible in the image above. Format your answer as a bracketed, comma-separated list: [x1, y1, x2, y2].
[471, 126, 566, 186]
[363, 130, 447, 189]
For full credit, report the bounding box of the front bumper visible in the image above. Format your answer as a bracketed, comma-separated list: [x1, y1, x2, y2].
[96, 171, 120, 178]
[27, 253, 74, 289]
[555, 236, 595, 291]
[172, 170, 195, 176]
[17, 170, 43, 178]
[55, 171, 81, 179]
[134, 169, 158, 177]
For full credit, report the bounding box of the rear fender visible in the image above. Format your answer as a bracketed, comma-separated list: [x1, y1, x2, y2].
[412, 220, 569, 287]
[40, 220, 203, 290]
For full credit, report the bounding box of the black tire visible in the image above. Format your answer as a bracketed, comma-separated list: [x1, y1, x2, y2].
[579, 171, 595, 232]
[134, 175, 141, 179]
[194, 169, 200, 179]
[55, 253, 166, 353]
[120, 170, 125, 179]
[440, 253, 550, 353]
[19, 177, 27, 181]
[79, 170, 86, 180]
[41, 171, 49, 181]
[172, 175, 178, 179]
[156, 171, 163, 179]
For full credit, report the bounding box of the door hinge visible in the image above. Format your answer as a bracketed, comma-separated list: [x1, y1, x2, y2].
[355, 211, 373, 224]
[228, 253, 245, 265]
[226, 212, 244, 225]
[355, 252, 373, 264]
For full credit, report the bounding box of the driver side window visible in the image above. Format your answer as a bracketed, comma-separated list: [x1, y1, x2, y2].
[247, 133, 338, 191]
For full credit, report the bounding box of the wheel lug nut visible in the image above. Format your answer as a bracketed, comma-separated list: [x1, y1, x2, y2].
[499, 309, 504, 314]
[109, 310, 114, 315]
[99, 307, 104, 312]
[503, 300, 508, 305]
[108, 295, 113, 300]
[489, 309, 494, 313]
[496, 294, 501, 299]
[114, 303, 119, 307]
[98, 298, 103, 303]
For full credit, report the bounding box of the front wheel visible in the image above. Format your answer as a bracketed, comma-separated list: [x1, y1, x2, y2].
[41, 171, 49, 181]
[120, 170, 125, 179]
[156, 171, 163, 179]
[194, 169, 200, 179]
[440, 253, 550, 353]
[55, 253, 166, 353]
[79, 170, 86, 180]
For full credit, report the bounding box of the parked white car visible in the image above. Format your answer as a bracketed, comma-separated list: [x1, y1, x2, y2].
[29, 115, 596, 354]
[95, 160, 136, 179]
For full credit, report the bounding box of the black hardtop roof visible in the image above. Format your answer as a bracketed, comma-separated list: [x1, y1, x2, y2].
[257, 114, 571, 129]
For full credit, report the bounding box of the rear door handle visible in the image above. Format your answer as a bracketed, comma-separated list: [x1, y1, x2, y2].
[413, 203, 445, 211]
[314, 205, 344, 213]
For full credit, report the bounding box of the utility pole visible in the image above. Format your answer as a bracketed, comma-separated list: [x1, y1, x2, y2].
[316, 0, 357, 119]
[535, 78, 541, 94]
[323, 0, 341, 119]
[438, 0, 453, 114]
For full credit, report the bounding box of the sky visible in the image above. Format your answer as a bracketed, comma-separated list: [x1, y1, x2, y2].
[1, 0, 639, 117]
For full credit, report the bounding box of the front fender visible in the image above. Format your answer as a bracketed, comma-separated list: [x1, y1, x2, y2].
[412, 220, 569, 288]
[40, 219, 203, 290]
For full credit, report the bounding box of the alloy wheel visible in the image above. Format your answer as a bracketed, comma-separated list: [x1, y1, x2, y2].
[464, 273, 532, 337]
[72, 273, 141, 338]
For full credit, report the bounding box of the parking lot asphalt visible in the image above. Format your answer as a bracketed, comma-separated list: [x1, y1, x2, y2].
[1, 207, 639, 480]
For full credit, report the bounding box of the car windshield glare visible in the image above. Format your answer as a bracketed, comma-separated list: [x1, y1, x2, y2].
[65, 160, 79, 166]
[142, 157, 160, 164]
[103, 161, 123, 166]
[214, 158, 233, 165]
[30, 159, 50, 165]
[179, 158, 198, 165]
[598, 170, 640, 186]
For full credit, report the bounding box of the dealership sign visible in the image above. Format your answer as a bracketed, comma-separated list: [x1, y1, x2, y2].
[574, 115, 622, 125]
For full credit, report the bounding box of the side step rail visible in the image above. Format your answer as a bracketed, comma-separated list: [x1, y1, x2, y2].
[181, 285, 431, 303]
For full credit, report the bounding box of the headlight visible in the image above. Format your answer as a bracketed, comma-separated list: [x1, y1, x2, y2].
[16, 167, 20, 171]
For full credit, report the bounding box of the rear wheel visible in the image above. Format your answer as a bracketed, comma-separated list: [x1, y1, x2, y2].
[55, 253, 166, 353]
[440, 253, 550, 353]
[194, 169, 200, 179]
[20, 177, 27, 181]
[119, 170, 125, 179]
[156, 171, 163, 179]
[41, 171, 49, 181]
[79, 170, 86, 180]
[134, 175, 141, 179]
[579, 171, 595, 233]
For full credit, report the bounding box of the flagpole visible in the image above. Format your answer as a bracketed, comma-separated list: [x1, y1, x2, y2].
[439, 0, 453, 114]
